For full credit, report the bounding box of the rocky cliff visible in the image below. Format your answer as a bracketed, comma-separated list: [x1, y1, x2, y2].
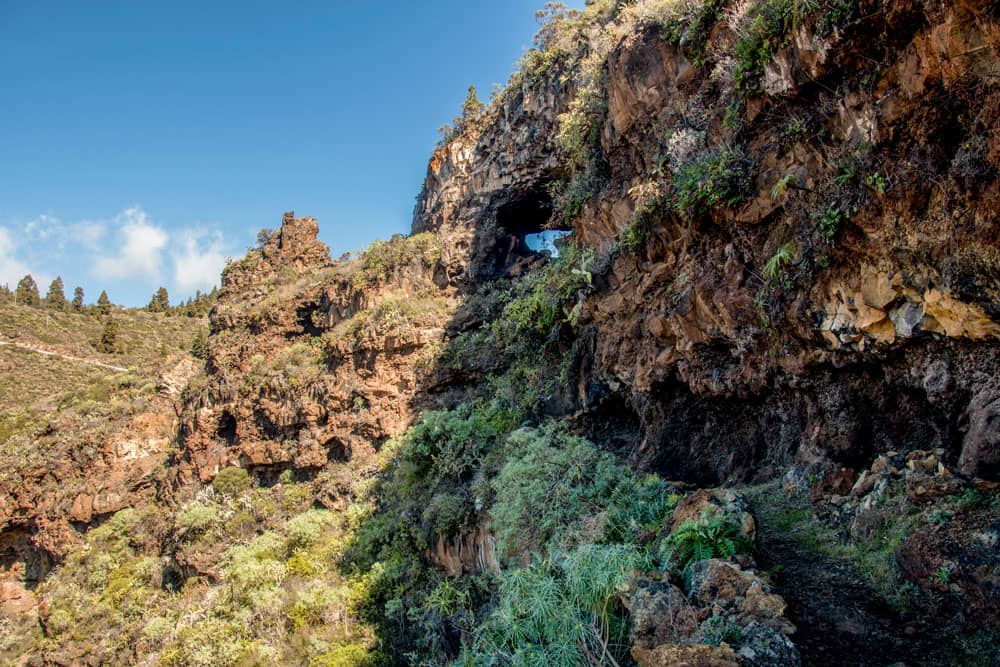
[4, 1, 1000, 665]
[415, 0, 1000, 485]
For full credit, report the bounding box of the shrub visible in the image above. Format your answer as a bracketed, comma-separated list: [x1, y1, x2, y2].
[465, 544, 642, 665]
[178, 502, 221, 534]
[763, 242, 797, 281]
[817, 205, 844, 239]
[353, 233, 442, 289]
[212, 466, 250, 497]
[284, 509, 334, 551]
[490, 423, 628, 558]
[620, 216, 649, 254]
[672, 147, 751, 221]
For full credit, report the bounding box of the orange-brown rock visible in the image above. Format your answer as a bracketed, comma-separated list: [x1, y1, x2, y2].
[632, 642, 739, 667]
[411, 0, 1000, 486]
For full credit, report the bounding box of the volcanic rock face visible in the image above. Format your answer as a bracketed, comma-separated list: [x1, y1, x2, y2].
[178, 212, 455, 485]
[412, 0, 1000, 485]
[0, 355, 197, 615]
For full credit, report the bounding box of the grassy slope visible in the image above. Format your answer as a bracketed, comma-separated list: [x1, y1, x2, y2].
[0, 304, 206, 441]
[0, 303, 204, 366]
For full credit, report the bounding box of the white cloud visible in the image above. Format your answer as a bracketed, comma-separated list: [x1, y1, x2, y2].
[24, 214, 61, 241]
[72, 221, 108, 251]
[92, 207, 169, 283]
[0, 227, 33, 290]
[171, 229, 227, 294]
[4, 206, 231, 304]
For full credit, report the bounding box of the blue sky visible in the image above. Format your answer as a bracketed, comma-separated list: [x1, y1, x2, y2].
[0, 1, 581, 306]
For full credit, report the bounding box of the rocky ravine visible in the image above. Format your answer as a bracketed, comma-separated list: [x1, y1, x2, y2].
[2, 1, 999, 665]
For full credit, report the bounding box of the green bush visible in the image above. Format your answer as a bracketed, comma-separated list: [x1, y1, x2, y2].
[672, 147, 751, 221]
[463, 544, 642, 666]
[178, 502, 221, 534]
[490, 423, 633, 559]
[353, 233, 442, 289]
[212, 466, 250, 497]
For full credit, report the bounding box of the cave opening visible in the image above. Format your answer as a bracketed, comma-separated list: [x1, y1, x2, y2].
[0, 527, 53, 592]
[217, 411, 238, 444]
[494, 186, 571, 259]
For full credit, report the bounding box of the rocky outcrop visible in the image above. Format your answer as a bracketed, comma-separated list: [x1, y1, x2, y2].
[179, 213, 457, 484]
[622, 488, 798, 667]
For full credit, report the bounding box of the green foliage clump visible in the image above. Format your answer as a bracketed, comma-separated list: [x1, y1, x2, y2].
[817, 205, 844, 239]
[672, 147, 751, 221]
[463, 544, 643, 666]
[817, 0, 858, 36]
[96, 316, 120, 354]
[15, 274, 40, 306]
[147, 286, 170, 313]
[620, 216, 648, 254]
[24, 484, 379, 665]
[190, 329, 208, 359]
[763, 241, 797, 282]
[97, 290, 111, 315]
[521, 3, 587, 82]
[491, 243, 592, 348]
[660, 509, 752, 574]
[353, 233, 442, 289]
[212, 466, 250, 497]
[45, 276, 67, 310]
[178, 501, 221, 533]
[731, 0, 826, 96]
[71, 286, 85, 310]
[661, 0, 725, 67]
[490, 423, 630, 558]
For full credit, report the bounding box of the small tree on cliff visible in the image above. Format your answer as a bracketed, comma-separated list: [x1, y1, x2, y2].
[147, 287, 170, 313]
[45, 276, 67, 310]
[15, 275, 40, 306]
[190, 329, 207, 359]
[97, 290, 111, 316]
[462, 85, 484, 122]
[72, 286, 85, 311]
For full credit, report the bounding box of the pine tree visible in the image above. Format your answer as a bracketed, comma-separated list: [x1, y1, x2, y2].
[97, 290, 111, 316]
[462, 84, 485, 121]
[147, 287, 170, 313]
[15, 275, 40, 306]
[72, 287, 85, 311]
[0, 284, 12, 304]
[45, 276, 67, 310]
[96, 316, 119, 354]
[190, 329, 208, 359]
[455, 85, 485, 136]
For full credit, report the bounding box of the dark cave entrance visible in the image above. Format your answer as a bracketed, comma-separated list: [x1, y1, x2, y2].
[0, 527, 53, 591]
[217, 411, 238, 444]
[495, 186, 571, 259]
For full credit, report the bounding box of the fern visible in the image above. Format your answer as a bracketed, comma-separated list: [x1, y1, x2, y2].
[762, 241, 796, 281]
[660, 509, 752, 574]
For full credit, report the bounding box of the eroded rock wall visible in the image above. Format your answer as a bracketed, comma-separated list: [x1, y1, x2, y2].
[412, 0, 1000, 482]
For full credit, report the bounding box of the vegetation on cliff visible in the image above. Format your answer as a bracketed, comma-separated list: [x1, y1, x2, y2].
[3, 0, 1000, 665]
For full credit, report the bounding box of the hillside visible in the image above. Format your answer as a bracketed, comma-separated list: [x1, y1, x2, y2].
[2, 1, 1000, 666]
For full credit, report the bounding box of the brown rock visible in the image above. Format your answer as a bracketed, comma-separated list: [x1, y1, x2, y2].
[620, 578, 701, 649]
[632, 642, 739, 667]
[959, 389, 1000, 478]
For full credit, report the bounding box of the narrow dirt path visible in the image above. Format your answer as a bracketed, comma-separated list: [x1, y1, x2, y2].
[745, 482, 955, 667]
[0, 338, 129, 372]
